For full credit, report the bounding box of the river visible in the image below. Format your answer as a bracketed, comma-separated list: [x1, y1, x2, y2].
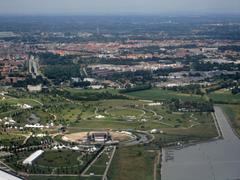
[162, 106, 240, 180]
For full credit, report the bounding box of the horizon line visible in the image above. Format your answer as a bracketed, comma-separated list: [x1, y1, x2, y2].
[0, 12, 240, 17]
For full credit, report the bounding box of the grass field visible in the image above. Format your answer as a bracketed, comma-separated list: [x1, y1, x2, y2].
[208, 89, 240, 104]
[108, 146, 156, 180]
[0, 97, 42, 106]
[0, 90, 218, 144]
[125, 88, 206, 102]
[107, 108, 144, 117]
[34, 150, 89, 168]
[64, 87, 118, 95]
[0, 132, 25, 146]
[86, 148, 113, 175]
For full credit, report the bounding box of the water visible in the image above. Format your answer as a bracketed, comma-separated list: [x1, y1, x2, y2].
[162, 106, 240, 180]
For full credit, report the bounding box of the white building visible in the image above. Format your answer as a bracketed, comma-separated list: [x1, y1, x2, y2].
[83, 78, 96, 83]
[23, 150, 44, 165]
[27, 84, 42, 92]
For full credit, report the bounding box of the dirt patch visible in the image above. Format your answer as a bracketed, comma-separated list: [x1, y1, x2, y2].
[62, 131, 133, 143]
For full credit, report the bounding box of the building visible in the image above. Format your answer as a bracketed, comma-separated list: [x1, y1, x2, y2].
[87, 131, 111, 142]
[23, 150, 44, 165]
[0, 170, 23, 180]
[27, 84, 42, 92]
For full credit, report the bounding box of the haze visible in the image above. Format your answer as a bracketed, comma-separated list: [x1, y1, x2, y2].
[1, 0, 240, 15]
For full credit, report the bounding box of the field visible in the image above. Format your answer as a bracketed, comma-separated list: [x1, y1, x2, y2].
[125, 88, 206, 102]
[0, 90, 218, 142]
[208, 89, 240, 104]
[86, 147, 115, 175]
[0, 132, 26, 146]
[0, 87, 222, 180]
[108, 146, 156, 180]
[35, 150, 83, 167]
[35, 150, 93, 167]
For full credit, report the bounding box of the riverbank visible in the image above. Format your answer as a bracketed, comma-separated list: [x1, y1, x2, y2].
[161, 106, 240, 180]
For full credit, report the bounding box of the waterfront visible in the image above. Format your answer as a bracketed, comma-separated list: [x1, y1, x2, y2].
[162, 106, 240, 180]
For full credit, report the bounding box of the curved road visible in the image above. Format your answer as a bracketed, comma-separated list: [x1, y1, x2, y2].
[162, 106, 240, 180]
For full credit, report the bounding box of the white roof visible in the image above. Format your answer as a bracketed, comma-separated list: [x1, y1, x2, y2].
[23, 150, 44, 165]
[25, 124, 44, 128]
[0, 170, 22, 180]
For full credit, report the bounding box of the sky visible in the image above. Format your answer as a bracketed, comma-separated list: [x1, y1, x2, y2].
[0, 0, 240, 16]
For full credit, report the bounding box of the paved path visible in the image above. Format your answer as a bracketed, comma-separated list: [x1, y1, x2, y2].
[162, 106, 240, 180]
[102, 146, 116, 180]
[81, 147, 105, 176]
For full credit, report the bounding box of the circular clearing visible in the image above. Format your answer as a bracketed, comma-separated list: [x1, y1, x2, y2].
[63, 131, 133, 143]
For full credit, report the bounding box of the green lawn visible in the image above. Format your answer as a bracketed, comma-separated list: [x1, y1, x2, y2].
[1, 98, 42, 106]
[71, 120, 168, 130]
[108, 146, 156, 180]
[107, 108, 144, 117]
[64, 87, 118, 95]
[86, 147, 114, 175]
[126, 88, 206, 102]
[208, 89, 240, 104]
[0, 132, 25, 146]
[34, 150, 88, 168]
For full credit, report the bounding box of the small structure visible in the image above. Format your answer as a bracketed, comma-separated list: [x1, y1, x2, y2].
[150, 129, 158, 134]
[87, 131, 111, 142]
[27, 84, 42, 92]
[17, 104, 32, 109]
[95, 115, 105, 119]
[24, 123, 44, 129]
[23, 150, 44, 165]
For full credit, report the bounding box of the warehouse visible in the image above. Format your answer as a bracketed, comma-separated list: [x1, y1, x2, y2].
[23, 150, 44, 165]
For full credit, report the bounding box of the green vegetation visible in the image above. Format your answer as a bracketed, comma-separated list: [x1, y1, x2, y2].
[3, 148, 96, 175]
[208, 89, 240, 104]
[43, 65, 81, 84]
[165, 84, 203, 95]
[52, 88, 127, 101]
[0, 87, 219, 178]
[0, 132, 25, 146]
[35, 150, 83, 167]
[108, 146, 156, 180]
[86, 149, 112, 175]
[126, 88, 206, 102]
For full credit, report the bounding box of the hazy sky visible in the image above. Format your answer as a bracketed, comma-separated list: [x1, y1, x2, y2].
[0, 0, 240, 15]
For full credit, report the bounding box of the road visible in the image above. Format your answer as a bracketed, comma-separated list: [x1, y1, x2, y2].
[81, 147, 105, 176]
[162, 106, 240, 180]
[122, 131, 154, 146]
[102, 146, 116, 180]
